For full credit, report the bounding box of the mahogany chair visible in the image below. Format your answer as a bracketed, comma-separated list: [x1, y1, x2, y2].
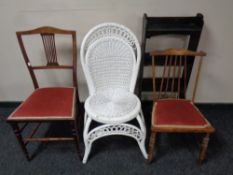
[147, 48, 215, 164]
[7, 26, 81, 160]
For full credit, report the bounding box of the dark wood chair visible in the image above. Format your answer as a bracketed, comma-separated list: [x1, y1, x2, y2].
[7, 26, 81, 160]
[147, 48, 215, 164]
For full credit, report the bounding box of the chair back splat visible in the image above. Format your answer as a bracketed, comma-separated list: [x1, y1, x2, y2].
[16, 26, 78, 90]
[150, 48, 206, 102]
[147, 48, 215, 165]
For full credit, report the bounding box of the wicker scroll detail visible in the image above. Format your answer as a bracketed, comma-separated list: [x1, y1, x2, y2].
[84, 24, 138, 57]
[86, 124, 144, 144]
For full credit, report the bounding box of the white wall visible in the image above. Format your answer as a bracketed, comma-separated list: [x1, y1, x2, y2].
[0, 0, 233, 102]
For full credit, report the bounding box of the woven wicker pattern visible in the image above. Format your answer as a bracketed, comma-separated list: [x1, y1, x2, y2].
[87, 124, 143, 144]
[86, 37, 135, 92]
[86, 88, 140, 122]
[81, 23, 141, 95]
[81, 23, 147, 163]
[83, 23, 138, 58]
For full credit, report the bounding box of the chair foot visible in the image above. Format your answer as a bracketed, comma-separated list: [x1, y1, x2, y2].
[147, 132, 157, 163]
[136, 114, 148, 159]
[138, 139, 148, 159]
[82, 143, 92, 164]
[198, 133, 210, 165]
[10, 122, 30, 161]
[71, 121, 82, 160]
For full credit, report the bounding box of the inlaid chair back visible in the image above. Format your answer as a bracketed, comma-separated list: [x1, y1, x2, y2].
[81, 23, 141, 95]
[150, 48, 206, 102]
[16, 26, 78, 89]
[8, 26, 81, 161]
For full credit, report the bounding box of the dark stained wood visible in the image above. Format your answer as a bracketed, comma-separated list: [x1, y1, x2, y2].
[70, 120, 82, 160]
[150, 48, 206, 56]
[24, 137, 74, 142]
[41, 34, 59, 66]
[138, 13, 204, 100]
[198, 133, 210, 165]
[147, 132, 157, 163]
[8, 26, 81, 161]
[24, 122, 42, 146]
[142, 78, 185, 92]
[10, 123, 30, 160]
[19, 122, 28, 132]
[16, 26, 78, 90]
[16, 26, 75, 35]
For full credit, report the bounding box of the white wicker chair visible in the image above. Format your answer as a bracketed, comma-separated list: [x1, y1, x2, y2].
[80, 23, 147, 163]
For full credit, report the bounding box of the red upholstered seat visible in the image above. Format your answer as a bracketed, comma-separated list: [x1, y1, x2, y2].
[153, 99, 208, 127]
[9, 87, 75, 120]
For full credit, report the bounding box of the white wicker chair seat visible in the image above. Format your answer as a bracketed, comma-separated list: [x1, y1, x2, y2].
[85, 88, 141, 124]
[81, 23, 147, 163]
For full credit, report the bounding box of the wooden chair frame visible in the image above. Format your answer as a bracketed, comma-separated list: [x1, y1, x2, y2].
[147, 48, 215, 164]
[7, 26, 81, 160]
[138, 13, 204, 100]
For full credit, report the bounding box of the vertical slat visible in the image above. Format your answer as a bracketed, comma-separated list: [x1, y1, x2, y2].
[50, 35, 57, 64]
[151, 56, 156, 101]
[171, 55, 177, 93]
[41, 35, 50, 63]
[159, 55, 168, 99]
[177, 56, 182, 98]
[183, 56, 187, 98]
[41, 34, 58, 66]
[192, 56, 203, 102]
[72, 32, 78, 89]
[165, 56, 172, 96]
[150, 49, 205, 102]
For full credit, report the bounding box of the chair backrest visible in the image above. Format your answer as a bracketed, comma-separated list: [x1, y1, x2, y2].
[150, 48, 206, 102]
[16, 26, 78, 89]
[80, 23, 141, 95]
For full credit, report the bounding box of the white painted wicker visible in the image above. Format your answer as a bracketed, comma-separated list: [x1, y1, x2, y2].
[81, 23, 147, 163]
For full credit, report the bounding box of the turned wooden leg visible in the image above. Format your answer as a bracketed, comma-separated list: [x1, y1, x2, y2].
[10, 122, 30, 160]
[198, 133, 210, 165]
[71, 121, 82, 160]
[147, 132, 157, 163]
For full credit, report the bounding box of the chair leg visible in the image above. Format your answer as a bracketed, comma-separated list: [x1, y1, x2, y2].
[198, 133, 210, 165]
[82, 117, 92, 164]
[136, 115, 148, 159]
[147, 132, 157, 163]
[10, 122, 30, 160]
[71, 121, 82, 160]
[83, 140, 92, 164]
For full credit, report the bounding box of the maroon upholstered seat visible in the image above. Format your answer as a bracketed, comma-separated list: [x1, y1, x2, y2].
[7, 27, 81, 161]
[8, 87, 75, 121]
[153, 99, 208, 127]
[147, 49, 215, 164]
